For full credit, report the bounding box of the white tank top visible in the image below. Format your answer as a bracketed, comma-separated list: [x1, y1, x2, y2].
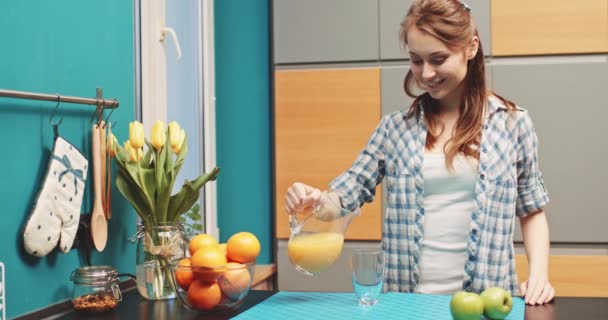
[415, 152, 478, 294]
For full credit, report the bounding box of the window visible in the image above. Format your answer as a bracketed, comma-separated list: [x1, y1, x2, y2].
[135, 0, 217, 237]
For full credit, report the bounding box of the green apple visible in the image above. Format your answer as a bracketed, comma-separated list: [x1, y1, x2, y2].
[450, 291, 484, 320]
[480, 287, 513, 320]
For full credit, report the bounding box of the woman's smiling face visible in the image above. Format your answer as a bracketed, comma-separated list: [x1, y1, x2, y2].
[407, 26, 476, 108]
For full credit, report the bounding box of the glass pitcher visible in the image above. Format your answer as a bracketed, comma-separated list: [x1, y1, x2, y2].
[288, 191, 360, 276]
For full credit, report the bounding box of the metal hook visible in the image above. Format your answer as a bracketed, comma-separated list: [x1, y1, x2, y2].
[50, 95, 62, 139]
[50, 94, 63, 127]
[90, 102, 104, 126]
[103, 120, 117, 130]
[102, 102, 117, 129]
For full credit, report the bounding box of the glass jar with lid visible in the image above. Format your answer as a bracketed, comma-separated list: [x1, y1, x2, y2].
[70, 266, 122, 312]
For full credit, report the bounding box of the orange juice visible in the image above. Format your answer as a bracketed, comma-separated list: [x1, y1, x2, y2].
[287, 232, 344, 274]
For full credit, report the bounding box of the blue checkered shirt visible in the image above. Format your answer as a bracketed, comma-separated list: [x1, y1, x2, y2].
[329, 96, 549, 295]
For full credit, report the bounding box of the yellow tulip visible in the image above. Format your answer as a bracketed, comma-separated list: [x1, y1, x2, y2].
[137, 148, 144, 162]
[151, 120, 166, 150]
[172, 129, 186, 154]
[168, 121, 182, 150]
[124, 141, 138, 163]
[129, 121, 144, 149]
[107, 133, 117, 157]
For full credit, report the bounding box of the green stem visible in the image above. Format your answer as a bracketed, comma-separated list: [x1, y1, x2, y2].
[138, 161, 155, 225]
[145, 224, 178, 299]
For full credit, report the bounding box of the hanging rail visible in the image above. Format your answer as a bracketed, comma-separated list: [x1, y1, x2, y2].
[0, 88, 119, 109]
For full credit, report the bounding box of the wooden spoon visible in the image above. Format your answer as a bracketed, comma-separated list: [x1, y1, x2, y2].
[106, 126, 113, 219]
[99, 121, 107, 219]
[91, 123, 108, 252]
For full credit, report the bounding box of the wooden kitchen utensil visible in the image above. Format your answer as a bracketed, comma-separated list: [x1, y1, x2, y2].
[105, 125, 113, 219]
[91, 123, 108, 252]
[99, 120, 107, 219]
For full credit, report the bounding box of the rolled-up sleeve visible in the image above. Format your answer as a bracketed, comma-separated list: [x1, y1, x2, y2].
[515, 110, 550, 216]
[329, 116, 389, 212]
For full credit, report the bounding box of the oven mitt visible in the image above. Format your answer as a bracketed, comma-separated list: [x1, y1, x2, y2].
[23, 137, 88, 256]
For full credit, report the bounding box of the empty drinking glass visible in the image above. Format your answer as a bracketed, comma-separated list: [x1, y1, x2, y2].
[351, 249, 385, 306]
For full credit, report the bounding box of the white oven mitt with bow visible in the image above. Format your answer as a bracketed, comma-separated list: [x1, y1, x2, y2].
[23, 137, 88, 256]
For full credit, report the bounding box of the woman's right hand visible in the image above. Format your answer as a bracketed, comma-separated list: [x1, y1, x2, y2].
[285, 182, 321, 215]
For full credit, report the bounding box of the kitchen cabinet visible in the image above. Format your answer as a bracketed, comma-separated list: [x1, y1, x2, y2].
[273, 0, 379, 64]
[491, 57, 608, 242]
[491, 0, 608, 56]
[274, 68, 383, 241]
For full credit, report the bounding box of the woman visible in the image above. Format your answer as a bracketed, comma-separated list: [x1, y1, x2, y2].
[285, 0, 554, 305]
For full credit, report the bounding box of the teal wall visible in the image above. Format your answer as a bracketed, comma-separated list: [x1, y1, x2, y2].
[215, 1, 272, 264]
[0, 0, 272, 317]
[0, 1, 136, 318]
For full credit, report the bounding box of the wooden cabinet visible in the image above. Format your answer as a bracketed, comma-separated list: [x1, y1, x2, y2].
[491, 0, 608, 56]
[274, 68, 383, 240]
[516, 255, 608, 297]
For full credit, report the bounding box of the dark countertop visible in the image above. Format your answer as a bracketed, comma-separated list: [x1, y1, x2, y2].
[43, 287, 273, 320]
[24, 288, 608, 320]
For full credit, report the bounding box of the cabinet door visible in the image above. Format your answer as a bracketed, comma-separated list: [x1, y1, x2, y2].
[273, 0, 379, 64]
[379, 0, 492, 60]
[379, 0, 413, 60]
[381, 65, 415, 115]
[274, 68, 382, 240]
[491, 57, 608, 242]
[491, 0, 608, 56]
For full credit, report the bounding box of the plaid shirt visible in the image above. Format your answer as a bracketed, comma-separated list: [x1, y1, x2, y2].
[329, 96, 549, 295]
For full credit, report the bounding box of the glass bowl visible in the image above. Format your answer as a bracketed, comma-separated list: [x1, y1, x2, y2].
[169, 258, 256, 312]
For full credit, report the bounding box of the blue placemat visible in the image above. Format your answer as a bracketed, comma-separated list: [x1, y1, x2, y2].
[233, 291, 525, 320]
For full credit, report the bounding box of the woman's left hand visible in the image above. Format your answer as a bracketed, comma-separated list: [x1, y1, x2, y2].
[519, 277, 555, 305]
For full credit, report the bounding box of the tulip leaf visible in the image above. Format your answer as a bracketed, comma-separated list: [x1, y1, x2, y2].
[115, 169, 153, 222]
[142, 139, 154, 168]
[125, 162, 156, 212]
[117, 163, 156, 224]
[155, 167, 171, 223]
[166, 179, 196, 222]
[155, 138, 167, 188]
[166, 167, 220, 222]
[145, 139, 154, 153]
[164, 135, 174, 180]
[172, 139, 187, 181]
[141, 165, 158, 201]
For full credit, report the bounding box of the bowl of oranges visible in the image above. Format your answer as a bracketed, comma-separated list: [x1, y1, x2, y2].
[170, 231, 261, 312]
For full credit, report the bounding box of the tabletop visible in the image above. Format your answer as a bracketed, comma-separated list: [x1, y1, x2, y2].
[25, 288, 608, 320]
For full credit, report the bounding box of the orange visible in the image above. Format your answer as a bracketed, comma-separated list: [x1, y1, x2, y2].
[226, 232, 261, 263]
[187, 280, 222, 311]
[218, 243, 227, 257]
[175, 258, 194, 290]
[191, 246, 227, 283]
[189, 233, 219, 256]
[218, 262, 252, 299]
